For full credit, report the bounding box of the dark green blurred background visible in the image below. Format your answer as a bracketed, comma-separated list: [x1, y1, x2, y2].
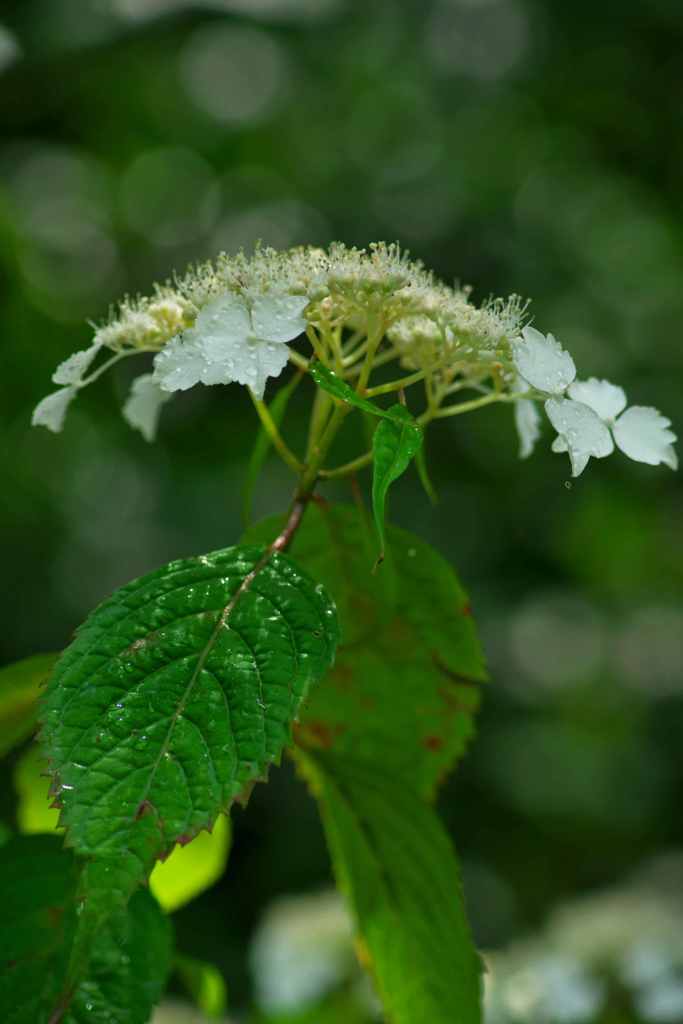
[1, 0, 682, 1017]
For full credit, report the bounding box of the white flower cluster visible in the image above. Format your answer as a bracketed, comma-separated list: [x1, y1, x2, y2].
[485, 857, 683, 1024]
[511, 326, 677, 476]
[31, 241, 677, 479]
[31, 242, 505, 440]
[31, 289, 193, 439]
[388, 289, 529, 380]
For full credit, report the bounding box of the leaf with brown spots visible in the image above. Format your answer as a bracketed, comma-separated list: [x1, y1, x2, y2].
[244, 503, 486, 799]
[0, 835, 171, 1024]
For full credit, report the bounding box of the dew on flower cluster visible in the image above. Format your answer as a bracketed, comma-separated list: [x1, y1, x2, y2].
[30, 240, 676, 480]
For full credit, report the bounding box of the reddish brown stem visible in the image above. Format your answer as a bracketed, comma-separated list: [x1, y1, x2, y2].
[271, 496, 308, 553]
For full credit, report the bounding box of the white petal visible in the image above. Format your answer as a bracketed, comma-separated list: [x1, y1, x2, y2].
[512, 325, 576, 394]
[514, 398, 541, 459]
[52, 341, 102, 385]
[196, 294, 251, 344]
[545, 397, 614, 477]
[613, 406, 678, 470]
[197, 358, 233, 387]
[195, 295, 254, 382]
[122, 374, 171, 442]
[568, 378, 626, 422]
[566, 451, 590, 476]
[251, 294, 309, 344]
[152, 334, 206, 392]
[205, 336, 289, 400]
[551, 435, 568, 453]
[31, 387, 77, 432]
[196, 295, 295, 395]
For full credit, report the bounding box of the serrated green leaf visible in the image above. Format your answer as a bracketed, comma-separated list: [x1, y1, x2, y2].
[149, 813, 231, 913]
[14, 745, 61, 834]
[298, 751, 481, 1024]
[371, 405, 422, 563]
[309, 363, 401, 421]
[0, 835, 172, 1024]
[13, 742, 231, 914]
[243, 372, 302, 526]
[62, 887, 172, 1024]
[0, 654, 58, 757]
[40, 545, 339, 907]
[244, 504, 485, 798]
[415, 444, 438, 505]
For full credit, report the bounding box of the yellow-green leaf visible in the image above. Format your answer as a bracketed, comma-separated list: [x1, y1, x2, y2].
[149, 815, 230, 913]
[14, 744, 231, 913]
[299, 750, 482, 1024]
[0, 654, 58, 757]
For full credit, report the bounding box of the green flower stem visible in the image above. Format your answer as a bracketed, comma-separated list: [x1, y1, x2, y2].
[297, 404, 349, 497]
[288, 349, 310, 371]
[79, 348, 156, 388]
[341, 329, 366, 364]
[249, 390, 304, 474]
[345, 344, 400, 378]
[306, 386, 334, 462]
[422, 390, 527, 423]
[306, 325, 327, 363]
[328, 324, 345, 374]
[310, 387, 537, 482]
[355, 315, 385, 394]
[442, 380, 491, 397]
[319, 449, 373, 478]
[342, 335, 370, 368]
[365, 370, 426, 397]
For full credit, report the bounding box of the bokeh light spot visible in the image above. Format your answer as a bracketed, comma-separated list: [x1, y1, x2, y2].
[120, 146, 220, 246]
[427, 0, 529, 81]
[180, 24, 290, 125]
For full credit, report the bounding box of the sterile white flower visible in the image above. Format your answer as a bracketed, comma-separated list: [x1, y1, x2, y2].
[152, 336, 207, 393]
[545, 396, 614, 477]
[514, 376, 541, 458]
[568, 378, 626, 421]
[512, 326, 576, 395]
[153, 293, 309, 401]
[31, 387, 78, 433]
[612, 406, 678, 470]
[546, 377, 678, 476]
[51, 341, 102, 385]
[122, 374, 172, 442]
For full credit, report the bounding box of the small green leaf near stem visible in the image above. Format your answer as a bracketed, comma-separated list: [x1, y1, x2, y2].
[371, 405, 423, 565]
